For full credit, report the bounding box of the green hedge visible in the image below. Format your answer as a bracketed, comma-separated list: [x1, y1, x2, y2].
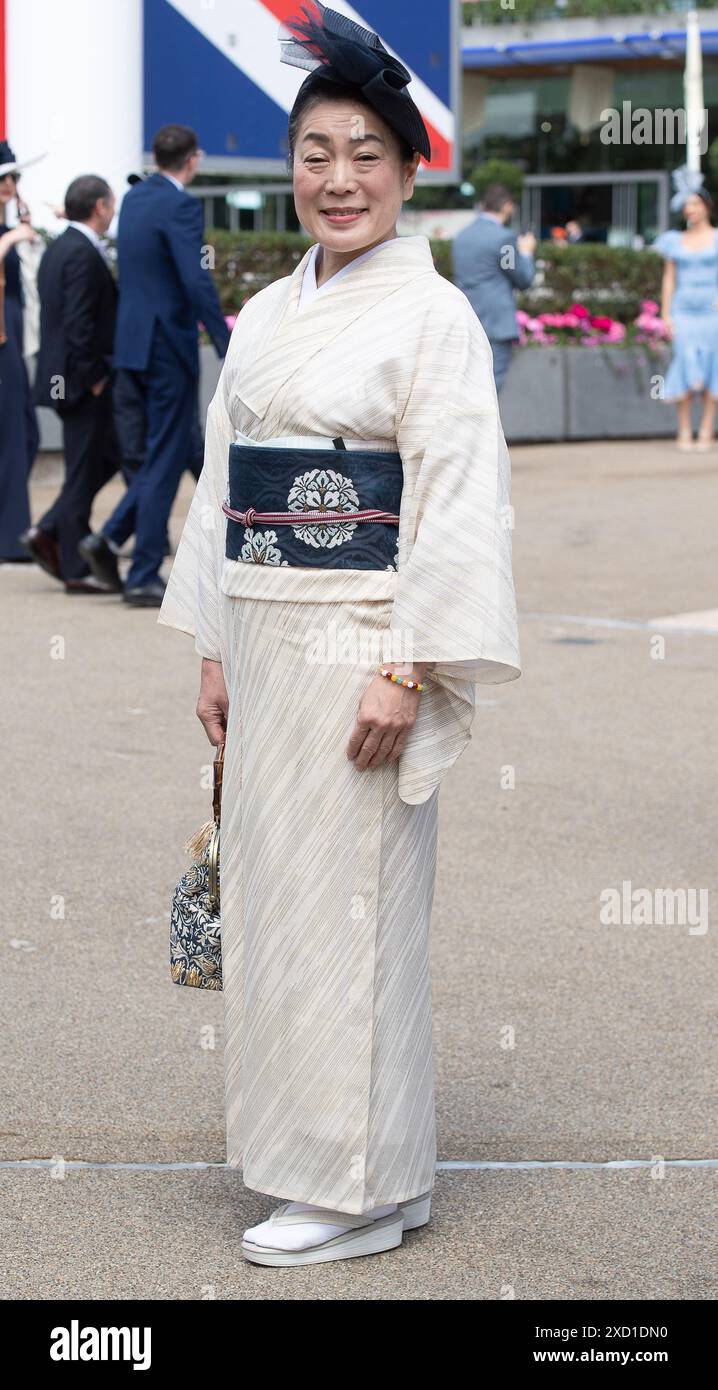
[211, 230, 309, 313]
[517, 242, 663, 322]
[211, 230, 453, 314]
[210, 231, 662, 323]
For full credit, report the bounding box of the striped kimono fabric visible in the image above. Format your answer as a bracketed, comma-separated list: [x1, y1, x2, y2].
[158, 234, 521, 1213]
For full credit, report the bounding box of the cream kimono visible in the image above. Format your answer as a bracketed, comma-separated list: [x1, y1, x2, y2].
[159, 234, 521, 1214]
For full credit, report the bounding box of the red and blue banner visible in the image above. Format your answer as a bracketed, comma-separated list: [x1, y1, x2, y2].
[0, 0, 6, 139]
[143, 0, 458, 180]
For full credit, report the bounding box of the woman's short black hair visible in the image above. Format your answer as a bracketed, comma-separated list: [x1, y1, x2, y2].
[286, 78, 416, 170]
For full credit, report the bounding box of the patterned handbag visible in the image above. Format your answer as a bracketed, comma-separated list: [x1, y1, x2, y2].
[169, 741, 224, 990]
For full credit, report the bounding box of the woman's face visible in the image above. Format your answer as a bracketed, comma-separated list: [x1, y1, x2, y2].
[683, 194, 709, 227]
[0, 173, 17, 209]
[292, 98, 420, 252]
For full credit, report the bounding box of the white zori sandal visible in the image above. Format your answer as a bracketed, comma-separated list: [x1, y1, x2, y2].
[399, 1190, 432, 1231]
[241, 1191, 432, 1267]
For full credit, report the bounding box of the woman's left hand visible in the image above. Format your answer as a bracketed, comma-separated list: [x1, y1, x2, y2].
[346, 667, 428, 770]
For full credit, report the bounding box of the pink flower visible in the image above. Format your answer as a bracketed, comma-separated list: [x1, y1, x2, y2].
[224, 314, 237, 331]
[517, 300, 666, 347]
[635, 311, 667, 337]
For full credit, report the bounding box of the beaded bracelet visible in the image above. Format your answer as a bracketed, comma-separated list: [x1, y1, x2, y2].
[377, 665, 427, 692]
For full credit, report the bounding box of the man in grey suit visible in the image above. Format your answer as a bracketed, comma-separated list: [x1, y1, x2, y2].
[452, 183, 536, 392]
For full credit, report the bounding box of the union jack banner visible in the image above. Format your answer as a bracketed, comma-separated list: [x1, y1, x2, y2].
[144, 0, 458, 179]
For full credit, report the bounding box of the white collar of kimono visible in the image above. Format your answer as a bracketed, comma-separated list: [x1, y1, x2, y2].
[298, 237, 400, 313]
[231, 235, 435, 422]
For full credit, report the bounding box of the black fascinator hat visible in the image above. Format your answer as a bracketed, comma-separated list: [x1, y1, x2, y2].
[280, 1, 431, 162]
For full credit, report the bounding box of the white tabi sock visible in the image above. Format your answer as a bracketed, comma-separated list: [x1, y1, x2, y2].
[243, 1200, 398, 1253]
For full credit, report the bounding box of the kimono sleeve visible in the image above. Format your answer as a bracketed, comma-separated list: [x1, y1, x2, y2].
[389, 296, 521, 685]
[156, 332, 238, 662]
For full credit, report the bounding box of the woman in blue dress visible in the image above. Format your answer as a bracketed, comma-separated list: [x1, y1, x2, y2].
[0, 141, 40, 559]
[652, 189, 718, 451]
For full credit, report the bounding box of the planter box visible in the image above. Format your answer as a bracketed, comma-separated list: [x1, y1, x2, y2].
[497, 347, 566, 442]
[500, 343, 693, 443]
[564, 345, 674, 440]
[199, 342, 222, 421]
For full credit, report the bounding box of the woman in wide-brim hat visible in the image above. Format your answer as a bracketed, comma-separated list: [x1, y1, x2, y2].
[159, 1, 521, 1267]
[0, 142, 41, 559]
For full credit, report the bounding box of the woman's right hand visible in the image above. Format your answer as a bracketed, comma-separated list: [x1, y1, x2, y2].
[662, 316, 673, 340]
[196, 657, 228, 745]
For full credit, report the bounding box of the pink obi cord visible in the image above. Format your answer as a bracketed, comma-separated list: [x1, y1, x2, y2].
[221, 500, 400, 527]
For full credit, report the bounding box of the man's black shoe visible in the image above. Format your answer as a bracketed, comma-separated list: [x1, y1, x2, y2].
[122, 581, 166, 608]
[19, 526, 63, 582]
[77, 533, 123, 591]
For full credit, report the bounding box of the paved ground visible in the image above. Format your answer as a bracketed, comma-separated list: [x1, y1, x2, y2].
[1, 439, 716, 1300]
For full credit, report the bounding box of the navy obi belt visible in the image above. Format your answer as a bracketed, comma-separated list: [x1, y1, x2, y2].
[223, 440, 403, 571]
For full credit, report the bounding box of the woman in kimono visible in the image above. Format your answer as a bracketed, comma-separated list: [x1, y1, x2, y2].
[159, 2, 521, 1267]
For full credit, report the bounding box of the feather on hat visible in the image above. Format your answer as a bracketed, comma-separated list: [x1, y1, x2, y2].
[279, 1, 431, 162]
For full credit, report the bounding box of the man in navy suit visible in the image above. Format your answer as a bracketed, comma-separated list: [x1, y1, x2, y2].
[452, 183, 536, 393]
[28, 175, 122, 592]
[80, 125, 230, 605]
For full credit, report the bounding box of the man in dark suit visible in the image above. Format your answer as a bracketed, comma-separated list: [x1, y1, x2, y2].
[452, 183, 536, 393]
[26, 174, 122, 591]
[81, 124, 230, 606]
